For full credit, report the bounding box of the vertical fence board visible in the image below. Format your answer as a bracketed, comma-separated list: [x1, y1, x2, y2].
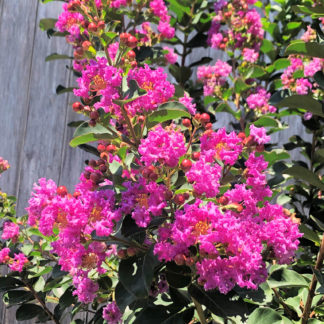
[15, 1, 74, 217]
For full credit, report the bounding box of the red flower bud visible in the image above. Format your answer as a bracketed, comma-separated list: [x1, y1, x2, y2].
[57, 185, 68, 197]
[182, 118, 191, 127]
[181, 159, 192, 172]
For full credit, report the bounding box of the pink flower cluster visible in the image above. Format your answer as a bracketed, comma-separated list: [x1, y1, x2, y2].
[26, 178, 121, 303]
[154, 186, 301, 294]
[0, 248, 28, 272]
[1, 222, 19, 241]
[0, 157, 9, 175]
[208, 0, 263, 53]
[56, 3, 84, 43]
[246, 87, 277, 114]
[197, 60, 232, 96]
[103, 302, 122, 324]
[281, 56, 324, 95]
[139, 124, 186, 167]
[150, 0, 175, 39]
[74, 60, 174, 118]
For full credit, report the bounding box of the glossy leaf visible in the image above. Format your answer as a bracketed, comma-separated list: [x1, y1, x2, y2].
[70, 122, 114, 147]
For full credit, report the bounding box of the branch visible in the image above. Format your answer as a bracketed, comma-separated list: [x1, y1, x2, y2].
[192, 297, 207, 324]
[301, 233, 324, 324]
[23, 279, 60, 324]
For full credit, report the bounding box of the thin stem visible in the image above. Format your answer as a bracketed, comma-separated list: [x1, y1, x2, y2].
[301, 233, 324, 324]
[23, 280, 60, 324]
[272, 288, 296, 319]
[120, 104, 139, 147]
[192, 297, 207, 324]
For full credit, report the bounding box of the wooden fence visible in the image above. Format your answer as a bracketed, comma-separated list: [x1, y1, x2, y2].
[0, 0, 308, 322]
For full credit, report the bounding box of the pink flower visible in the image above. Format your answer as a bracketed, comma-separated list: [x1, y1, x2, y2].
[121, 179, 167, 227]
[110, 0, 127, 8]
[246, 87, 276, 113]
[249, 124, 270, 144]
[243, 48, 259, 63]
[197, 61, 232, 96]
[179, 93, 197, 115]
[2, 222, 19, 241]
[0, 157, 9, 174]
[8, 253, 28, 272]
[103, 302, 122, 324]
[295, 78, 312, 95]
[73, 273, 99, 304]
[158, 20, 175, 39]
[200, 128, 242, 165]
[127, 65, 175, 115]
[186, 157, 222, 198]
[0, 248, 10, 263]
[139, 124, 186, 167]
[163, 46, 178, 64]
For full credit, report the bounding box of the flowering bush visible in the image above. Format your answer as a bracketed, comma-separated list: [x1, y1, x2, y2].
[1, 0, 324, 323]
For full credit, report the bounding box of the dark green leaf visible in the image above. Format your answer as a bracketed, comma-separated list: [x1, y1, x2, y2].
[16, 304, 48, 321]
[3, 291, 34, 305]
[273, 95, 324, 117]
[39, 18, 57, 31]
[45, 53, 72, 62]
[283, 165, 324, 190]
[56, 84, 74, 95]
[147, 102, 190, 128]
[299, 224, 321, 245]
[115, 282, 137, 312]
[285, 41, 324, 58]
[188, 284, 249, 318]
[0, 277, 24, 292]
[119, 247, 160, 298]
[166, 262, 192, 288]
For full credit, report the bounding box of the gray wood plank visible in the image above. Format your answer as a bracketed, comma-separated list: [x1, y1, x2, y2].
[0, 1, 39, 322]
[15, 1, 73, 218]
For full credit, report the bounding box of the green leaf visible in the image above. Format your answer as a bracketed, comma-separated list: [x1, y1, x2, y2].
[39, 18, 57, 31]
[16, 304, 48, 321]
[273, 58, 291, 70]
[115, 282, 137, 313]
[45, 53, 72, 62]
[293, 5, 324, 17]
[165, 262, 192, 288]
[314, 71, 324, 89]
[254, 117, 279, 127]
[0, 277, 24, 292]
[286, 22, 302, 30]
[247, 307, 283, 324]
[285, 41, 324, 58]
[188, 284, 248, 318]
[283, 165, 324, 190]
[119, 247, 160, 298]
[215, 102, 240, 119]
[274, 95, 324, 117]
[147, 102, 190, 128]
[244, 65, 266, 79]
[56, 85, 74, 95]
[189, 57, 213, 68]
[234, 78, 251, 94]
[267, 268, 309, 289]
[161, 307, 194, 324]
[299, 224, 321, 245]
[168, 0, 190, 20]
[69, 122, 114, 147]
[3, 291, 34, 305]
